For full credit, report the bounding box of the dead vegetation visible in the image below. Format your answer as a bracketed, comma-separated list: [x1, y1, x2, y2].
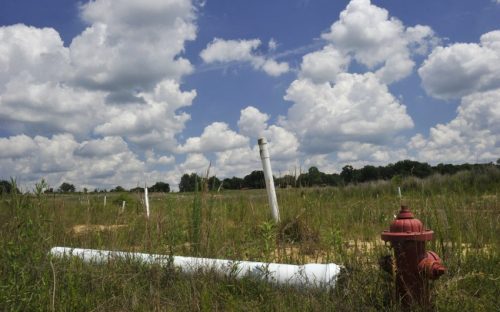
[71, 224, 128, 235]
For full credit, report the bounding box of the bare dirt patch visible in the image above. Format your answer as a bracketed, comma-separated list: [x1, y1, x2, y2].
[71, 224, 128, 235]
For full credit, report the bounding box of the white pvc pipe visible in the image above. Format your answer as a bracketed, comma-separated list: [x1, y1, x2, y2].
[258, 138, 280, 223]
[49, 247, 342, 289]
[144, 186, 150, 218]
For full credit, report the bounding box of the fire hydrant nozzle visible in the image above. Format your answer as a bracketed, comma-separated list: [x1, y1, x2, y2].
[418, 251, 446, 280]
[381, 205, 446, 308]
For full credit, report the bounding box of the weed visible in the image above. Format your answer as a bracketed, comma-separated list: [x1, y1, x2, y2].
[0, 169, 499, 310]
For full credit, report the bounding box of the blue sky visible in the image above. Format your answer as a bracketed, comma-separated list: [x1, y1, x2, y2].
[0, 0, 499, 190]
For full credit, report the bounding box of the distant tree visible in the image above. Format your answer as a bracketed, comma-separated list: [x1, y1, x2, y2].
[341, 165, 354, 184]
[179, 173, 202, 192]
[111, 186, 126, 192]
[243, 170, 265, 189]
[222, 177, 244, 190]
[324, 173, 343, 186]
[0, 180, 20, 194]
[412, 162, 432, 178]
[149, 182, 170, 193]
[129, 186, 144, 193]
[435, 163, 459, 175]
[275, 175, 296, 188]
[44, 188, 54, 194]
[58, 182, 75, 193]
[358, 165, 379, 182]
[308, 166, 323, 186]
[179, 174, 191, 192]
[297, 172, 309, 187]
[0, 180, 11, 194]
[379, 165, 395, 180]
[393, 160, 432, 178]
[206, 176, 221, 191]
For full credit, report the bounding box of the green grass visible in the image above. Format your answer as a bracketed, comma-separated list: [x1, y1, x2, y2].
[1, 168, 499, 311]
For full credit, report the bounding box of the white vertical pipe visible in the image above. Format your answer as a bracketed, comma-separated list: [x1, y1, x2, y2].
[103, 195, 107, 207]
[144, 186, 150, 218]
[258, 138, 280, 223]
[121, 201, 126, 213]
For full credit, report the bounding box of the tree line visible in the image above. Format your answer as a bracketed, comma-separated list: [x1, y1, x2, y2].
[1, 159, 498, 194]
[178, 159, 500, 191]
[0, 180, 171, 194]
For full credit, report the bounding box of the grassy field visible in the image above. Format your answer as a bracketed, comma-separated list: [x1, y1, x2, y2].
[1, 168, 499, 311]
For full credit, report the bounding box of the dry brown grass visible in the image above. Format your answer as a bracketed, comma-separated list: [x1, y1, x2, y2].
[71, 224, 128, 235]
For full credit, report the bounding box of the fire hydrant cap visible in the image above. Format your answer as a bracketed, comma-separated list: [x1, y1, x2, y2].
[381, 205, 433, 242]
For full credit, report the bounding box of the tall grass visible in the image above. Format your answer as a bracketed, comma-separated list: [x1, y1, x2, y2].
[0, 168, 499, 311]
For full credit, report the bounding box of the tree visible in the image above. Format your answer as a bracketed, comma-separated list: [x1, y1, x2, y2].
[358, 165, 379, 182]
[129, 186, 144, 193]
[341, 165, 354, 184]
[179, 173, 202, 192]
[308, 166, 323, 186]
[324, 173, 343, 186]
[379, 164, 395, 180]
[393, 160, 432, 178]
[435, 163, 459, 175]
[275, 175, 296, 188]
[206, 176, 221, 191]
[243, 170, 265, 189]
[297, 172, 309, 187]
[111, 186, 126, 192]
[0, 180, 20, 194]
[149, 182, 170, 193]
[58, 182, 75, 193]
[222, 177, 244, 190]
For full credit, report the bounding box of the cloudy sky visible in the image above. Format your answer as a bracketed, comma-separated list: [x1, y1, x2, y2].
[0, 0, 499, 191]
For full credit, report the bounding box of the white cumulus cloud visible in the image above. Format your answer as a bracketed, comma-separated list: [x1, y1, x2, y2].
[200, 38, 289, 76]
[237, 106, 270, 138]
[71, 0, 196, 92]
[263, 125, 300, 161]
[419, 30, 500, 99]
[0, 0, 199, 189]
[409, 89, 500, 163]
[0, 135, 37, 159]
[0, 133, 146, 190]
[178, 122, 249, 153]
[94, 79, 196, 151]
[282, 73, 413, 154]
[337, 142, 409, 165]
[321, 0, 436, 84]
[0, 24, 70, 87]
[215, 146, 260, 178]
[299, 45, 350, 83]
[200, 38, 261, 63]
[75, 136, 129, 157]
[177, 153, 211, 175]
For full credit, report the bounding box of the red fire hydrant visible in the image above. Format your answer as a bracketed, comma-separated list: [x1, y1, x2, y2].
[381, 205, 446, 308]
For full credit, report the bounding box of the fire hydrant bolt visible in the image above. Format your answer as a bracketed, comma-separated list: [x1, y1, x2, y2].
[381, 205, 446, 308]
